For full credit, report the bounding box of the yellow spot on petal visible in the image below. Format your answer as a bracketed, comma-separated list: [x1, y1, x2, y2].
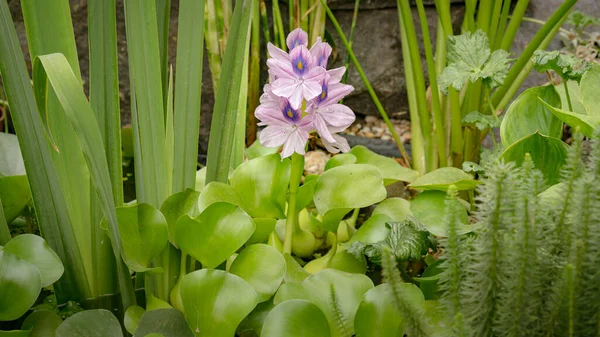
[321, 91, 326, 99]
[287, 109, 294, 119]
[297, 61, 303, 70]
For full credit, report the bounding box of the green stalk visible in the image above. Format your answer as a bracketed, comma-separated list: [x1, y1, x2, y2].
[289, 0, 295, 32]
[155, 0, 171, 104]
[563, 80, 574, 112]
[247, 0, 261, 146]
[463, 0, 477, 32]
[476, 0, 493, 35]
[272, 0, 286, 48]
[416, 0, 447, 167]
[260, 0, 272, 45]
[283, 153, 304, 254]
[397, 0, 433, 170]
[205, 0, 223, 93]
[300, 0, 309, 31]
[488, 0, 504, 46]
[322, 0, 411, 167]
[494, 0, 512, 50]
[341, 0, 360, 88]
[500, 0, 530, 51]
[0, 200, 11, 245]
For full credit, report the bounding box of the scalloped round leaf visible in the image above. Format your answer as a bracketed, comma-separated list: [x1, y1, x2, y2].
[541, 99, 600, 138]
[349, 146, 419, 184]
[0, 250, 41, 321]
[246, 218, 277, 245]
[113, 203, 168, 272]
[55, 310, 122, 337]
[3, 234, 63, 287]
[314, 164, 387, 231]
[324, 153, 357, 171]
[581, 64, 600, 115]
[197, 181, 243, 213]
[500, 85, 562, 146]
[348, 214, 393, 244]
[174, 202, 255, 269]
[408, 167, 479, 191]
[354, 284, 404, 337]
[180, 269, 259, 337]
[410, 191, 471, 236]
[230, 153, 291, 218]
[21, 310, 63, 337]
[261, 300, 330, 337]
[372, 198, 412, 222]
[160, 189, 200, 246]
[499, 132, 568, 185]
[133, 308, 193, 337]
[0, 175, 31, 224]
[230, 244, 286, 302]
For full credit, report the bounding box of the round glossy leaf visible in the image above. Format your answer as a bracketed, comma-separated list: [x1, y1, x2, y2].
[410, 191, 471, 237]
[133, 309, 193, 337]
[197, 182, 242, 213]
[330, 249, 367, 274]
[500, 85, 562, 146]
[160, 189, 200, 246]
[4, 234, 63, 287]
[261, 300, 330, 337]
[21, 310, 63, 337]
[230, 244, 286, 302]
[499, 132, 568, 185]
[175, 202, 255, 269]
[0, 133, 25, 176]
[114, 203, 168, 272]
[180, 269, 259, 337]
[372, 198, 412, 222]
[349, 214, 392, 244]
[237, 300, 275, 336]
[354, 284, 403, 337]
[324, 153, 357, 171]
[55, 310, 123, 337]
[0, 249, 41, 321]
[246, 218, 277, 245]
[314, 164, 387, 232]
[230, 153, 291, 218]
[245, 140, 278, 160]
[283, 253, 310, 283]
[124, 305, 145, 335]
[0, 175, 31, 224]
[408, 167, 479, 191]
[349, 146, 419, 184]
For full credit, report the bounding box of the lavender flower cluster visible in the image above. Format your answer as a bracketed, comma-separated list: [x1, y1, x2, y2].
[255, 28, 355, 158]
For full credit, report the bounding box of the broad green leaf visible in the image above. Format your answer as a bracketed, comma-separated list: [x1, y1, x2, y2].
[408, 167, 479, 191]
[499, 132, 568, 185]
[0, 250, 41, 321]
[532, 50, 590, 81]
[113, 203, 168, 272]
[237, 300, 275, 336]
[295, 175, 318, 210]
[580, 64, 600, 114]
[0, 133, 25, 176]
[324, 153, 357, 171]
[245, 141, 278, 160]
[349, 214, 393, 244]
[180, 269, 259, 337]
[410, 191, 471, 236]
[195, 167, 207, 191]
[542, 100, 600, 137]
[175, 202, 255, 268]
[418, 260, 444, 300]
[349, 146, 419, 184]
[230, 153, 291, 218]
[55, 310, 123, 337]
[230, 244, 286, 302]
[500, 85, 562, 146]
[124, 305, 145, 335]
[314, 164, 387, 231]
[555, 81, 586, 115]
[246, 218, 277, 245]
[372, 198, 413, 222]
[21, 310, 63, 337]
[159, 189, 200, 246]
[283, 253, 311, 283]
[133, 308, 193, 337]
[0, 175, 31, 224]
[273, 269, 374, 337]
[197, 182, 243, 213]
[354, 284, 404, 337]
[261, 300, 330, 337]
[330, 249, 367, 274]
[3, 234, 63, 287]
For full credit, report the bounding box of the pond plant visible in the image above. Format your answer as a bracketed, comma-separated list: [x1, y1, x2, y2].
[1, 0, 600, 337]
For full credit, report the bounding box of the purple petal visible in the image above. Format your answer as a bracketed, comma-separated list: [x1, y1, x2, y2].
[303, 66, 326, 81]
[286, 28, 309, 50]
[281, 128, 309, 158]
[255, 103, 289, 126]
[289, 45, 314, 76]
[326, 67, 346, 83]
[317, 104, 355, 129]
[313, 113, 336, 143]
[272, 78, 299, 98]
[260, 125, 289, 149]
[309, 37, 332, 68]
[302, 80, 324, 102]
[267, 43, 289, 62]
[323, 133, 350, 154]
[267, 58, 296, 79]
[287, 86, 305, 110]
[321, 83, 354, 106]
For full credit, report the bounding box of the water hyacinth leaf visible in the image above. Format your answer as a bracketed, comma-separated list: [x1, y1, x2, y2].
[261, 300, 330, 337]
[349, 146, 419, 184]
[283, 253, 310, 283]
[410, 191, 471, 236]
[180, 269, 259, 337]
[0, 330, 31, 336]
[499, 132, 568, 185]
[3, 234, 63, 287]
[124, 305, 145, 335]
[0, 250, 41, 321]
[408, 167, 479, 191]
[174, 203, 255, 269]
[295, 175, 318, 210]
[245, 141, 279, 160]
[580, 64, 600, 113]
[237, 300, 275, 336]
[330, 249, 367, 274]
[417, 260, 444, 300]
[159, 189, 200, 246]
[246, 218, 278, 245]
[112, 203, 168, 272]
[230, 244, 286, 302]
[230, 154, 291, 218]
[314, 164, 387, 232]
[197, 182, 243, 213]
[0, 133, 25, 176]
[354, 284, 404, 337]
[500, 85, 562, 146]
[195, 167, 207, 191]
[324, 153, 357, 171]
[21, 310, 63, 337]
[55, 310, 122, 337]
[0, 175, 31, 224]
[348, 214, 393, 244]
[133, 308, 193, 337]
[372, 198, 413, 222]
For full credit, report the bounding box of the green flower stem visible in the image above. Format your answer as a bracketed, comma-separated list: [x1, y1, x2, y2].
[272, 0, 286, 48]
[475, 0, 492, 35]
[493, 0, 512, 50]
[340, 0, 360, 90]
[283, 153, 305, 254]
[322, 0, 412, 168]
[500, 0, 530, 51]
[488, 0, 504, 47]
[563, 79, 574, 112]
[463, 0, 476, 32]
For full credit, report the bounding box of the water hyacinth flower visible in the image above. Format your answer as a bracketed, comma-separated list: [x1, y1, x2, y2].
[256, 28, 356, 158]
